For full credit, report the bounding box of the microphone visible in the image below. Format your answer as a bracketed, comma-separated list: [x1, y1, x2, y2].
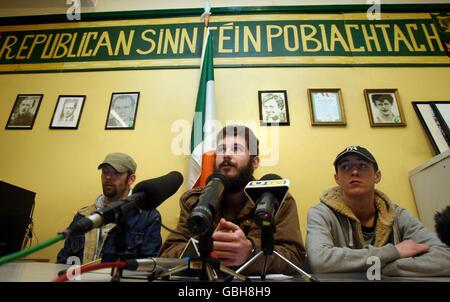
[435, 205, 450, 246]
[133, 171, 184, 210]
[244, 174, 289, 228]
[125, 257, 188, 273]
[187, 173, 230, 236]
[66, 171, 183, 237]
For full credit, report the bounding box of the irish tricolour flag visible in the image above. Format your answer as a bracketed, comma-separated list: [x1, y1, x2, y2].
[187, 28, 216, 189]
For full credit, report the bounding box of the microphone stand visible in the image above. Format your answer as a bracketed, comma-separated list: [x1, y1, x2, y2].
[235, 225, 318, 282]
[157, 229, 248, 282]
[102, 213, 135, 282]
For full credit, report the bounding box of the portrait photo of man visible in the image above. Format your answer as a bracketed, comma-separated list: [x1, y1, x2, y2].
[50, 95, 86, 129]
[6, 94, 43, 129]
[371, 94, 401, 123]
[258, 91, 290, 126]
[365, 89, 406, 127]
[106, 92, 139, 129]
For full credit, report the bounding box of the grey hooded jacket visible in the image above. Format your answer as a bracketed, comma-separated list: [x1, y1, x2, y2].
[306, 186, 450, 276]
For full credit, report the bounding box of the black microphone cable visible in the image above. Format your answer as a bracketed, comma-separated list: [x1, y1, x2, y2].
[155, 217, 191, 239]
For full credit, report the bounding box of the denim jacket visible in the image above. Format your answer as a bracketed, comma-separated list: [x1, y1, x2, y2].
[57, 199, 162, 264]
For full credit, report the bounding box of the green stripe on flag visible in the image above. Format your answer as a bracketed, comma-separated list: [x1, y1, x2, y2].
[191, 31, 214, 153]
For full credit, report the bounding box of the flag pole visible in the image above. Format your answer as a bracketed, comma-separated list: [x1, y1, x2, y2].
[188, 1, 216, 189]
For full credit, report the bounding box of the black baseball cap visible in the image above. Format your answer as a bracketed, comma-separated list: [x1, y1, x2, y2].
[333, 146, 378, 171]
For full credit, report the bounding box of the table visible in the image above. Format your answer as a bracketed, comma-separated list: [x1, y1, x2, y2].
[1, 261, 449, 282]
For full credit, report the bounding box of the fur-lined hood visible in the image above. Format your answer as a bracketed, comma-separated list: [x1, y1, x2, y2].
[319, 186, 396, 247]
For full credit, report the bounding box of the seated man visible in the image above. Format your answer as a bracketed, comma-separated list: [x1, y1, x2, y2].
[306, 146, 450, 276]
[158, 125, 305, 275]
[57, 152, 162, 264]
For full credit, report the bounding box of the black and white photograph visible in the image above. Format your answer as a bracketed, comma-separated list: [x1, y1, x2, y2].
[258, 90, 290, 126]
[364, 89, 406, 127]
[50, 95, 86, 129]
[5, 94, 43, 129]
[413, 101, 450, 155]
[105, 92, 139, 129]
[308, 89, 346, 126]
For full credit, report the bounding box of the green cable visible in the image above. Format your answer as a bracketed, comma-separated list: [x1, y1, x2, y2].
[0, 233, 65, 266]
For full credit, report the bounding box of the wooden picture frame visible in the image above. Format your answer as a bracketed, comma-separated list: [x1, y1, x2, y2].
[5, 94, 43, 129]
[364, 89, 406, 127]
[308, 89, 346, 126]
[105, 92, 139, 129]
[258, 90, 290, 126]
[50, 95, 86, 129]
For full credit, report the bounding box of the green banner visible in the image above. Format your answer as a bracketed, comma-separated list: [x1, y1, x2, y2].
[0, 13, 449, 72]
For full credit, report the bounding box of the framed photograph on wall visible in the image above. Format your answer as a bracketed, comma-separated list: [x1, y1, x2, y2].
[105, 92, 139, 129]
[432, 101, 450, 136]
[50, 95, 86, 129]
[5, 94, 43, 129]
[307, 89, 346, 126]
[258, 90, 290, 126]
[412, 101, 450, 155]
[364, 89, 406, 127]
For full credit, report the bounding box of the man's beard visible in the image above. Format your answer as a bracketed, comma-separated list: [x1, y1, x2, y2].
[215, 158, 255, 193]
[102, 183, 118, 199]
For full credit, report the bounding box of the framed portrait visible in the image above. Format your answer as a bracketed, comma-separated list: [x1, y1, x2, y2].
[105, 92, 139, 129]
[432, 101, 450, 135]
[50, 95, 86, 129]
[258, 90, 290, 126]
[412, 101, 450, 155]
[307, 89, 346, 126]
[364, 89, 406, 127]
[5, 94, 43, 129]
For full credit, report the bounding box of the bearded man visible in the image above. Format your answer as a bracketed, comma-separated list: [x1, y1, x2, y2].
[159, 125, 305, 275]
[57, 152, 162, 264]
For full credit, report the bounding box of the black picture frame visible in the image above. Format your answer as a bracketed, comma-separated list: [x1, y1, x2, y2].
[431, 101, 450, 139]
[5, 94, 43, 130]
[412, 101, 450, 155]
[105, 92, 140, 129]
[258, 90, 290, 126]
[50, 95, 86, 129]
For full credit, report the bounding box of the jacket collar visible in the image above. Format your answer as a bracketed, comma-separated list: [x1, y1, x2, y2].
[320, 186, 396, 247]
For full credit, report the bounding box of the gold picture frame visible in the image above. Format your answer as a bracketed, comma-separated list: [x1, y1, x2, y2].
[307, 89, 346, 126]
[364, 89, 406, 127]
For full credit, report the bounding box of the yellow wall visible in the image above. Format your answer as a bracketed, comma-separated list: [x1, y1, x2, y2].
[1, 66, 449, 262]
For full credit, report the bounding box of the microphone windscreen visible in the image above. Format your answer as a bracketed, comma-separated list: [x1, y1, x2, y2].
[206, 172, 230, 189]
[435, 206, 450, 246]
[260, 174, 282, 181]
[245, 173, 288, 204]
[134, 171, 183, 210]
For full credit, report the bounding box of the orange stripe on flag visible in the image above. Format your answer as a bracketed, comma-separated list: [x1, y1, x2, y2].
[195, 150, 216, 187]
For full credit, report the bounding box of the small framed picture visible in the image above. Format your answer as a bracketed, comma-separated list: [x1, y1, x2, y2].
[258, 90, 290, 126]
[105, 92, 139, 129]
[412, 101, 450, 155]
[364, 89, 406, 127]
[5, 94, 43, 129]
[308, 89, 346, 126]
[50, 95, 86, 129]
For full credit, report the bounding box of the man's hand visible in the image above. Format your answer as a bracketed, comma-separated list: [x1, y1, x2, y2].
[395, 240, 429, 258]
[212, 218, 252, 267]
